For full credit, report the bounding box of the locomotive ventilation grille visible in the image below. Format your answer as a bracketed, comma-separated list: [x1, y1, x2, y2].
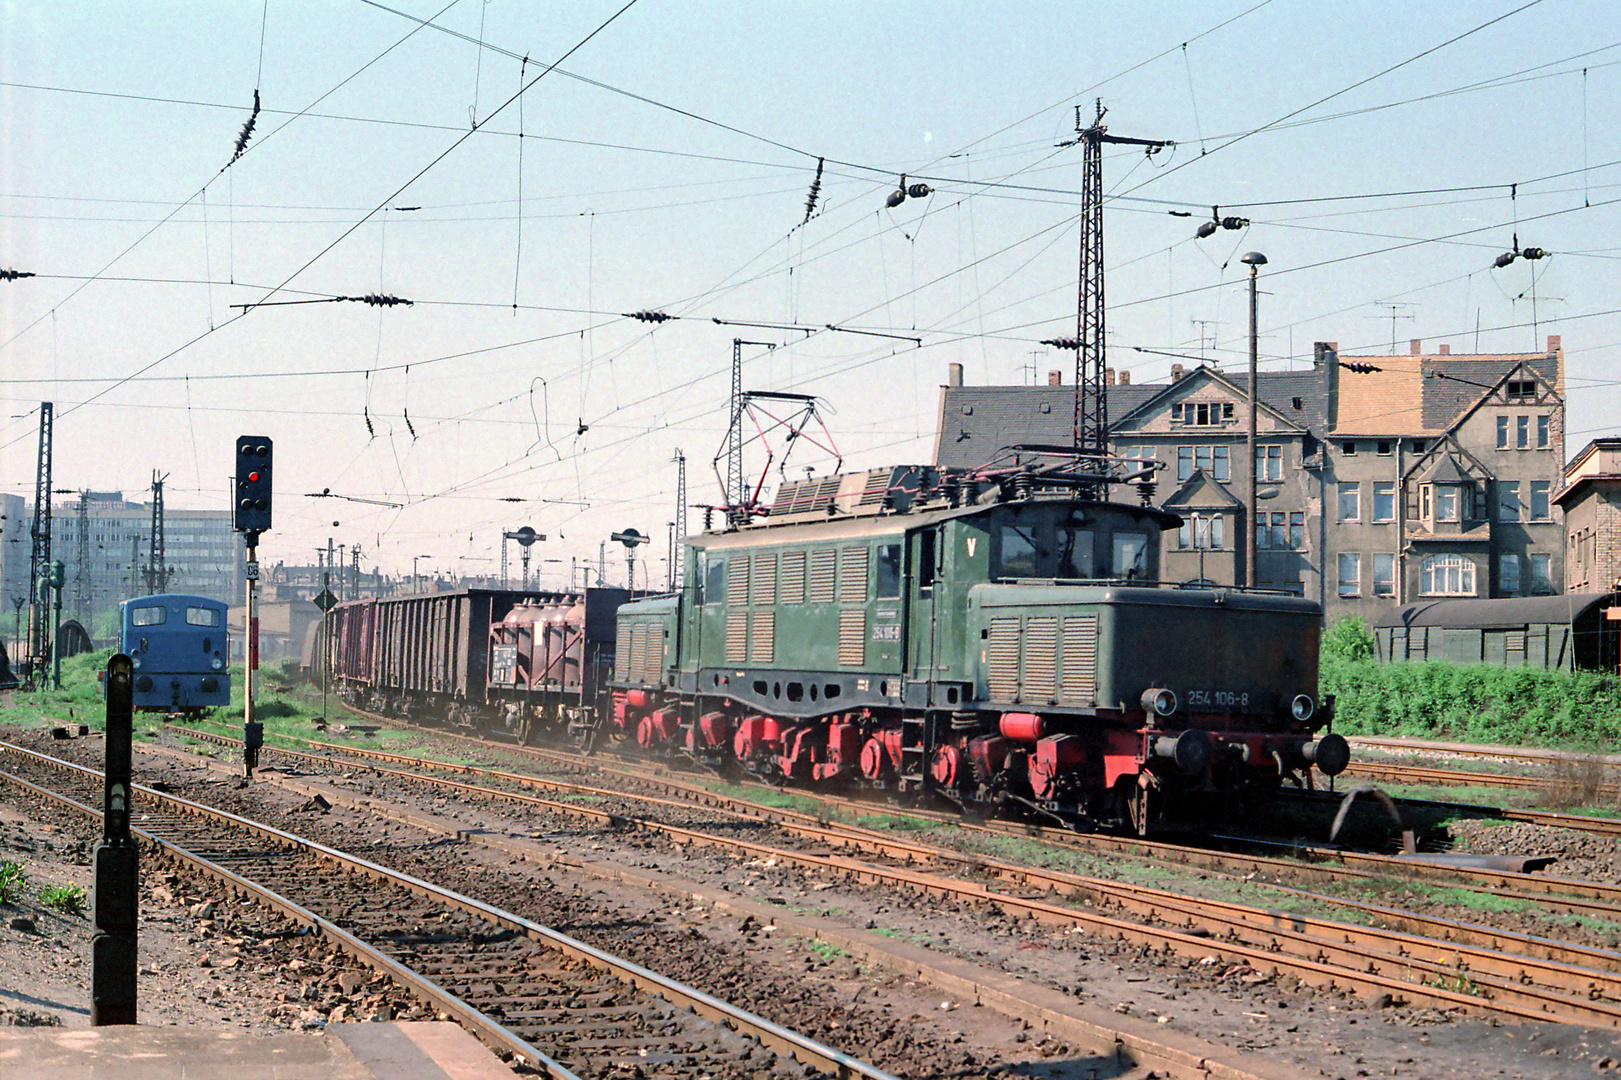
[839, 547, 868, 604]
[726, 609, 748, 664]
[752, 552, 777, 605]
[808, 549, 836, 603]
[750, 611, 775, 664]
[985, 613, 1098, 705]
[629, 623, 647, 684]
[615, 624, 631, 681]
[839, 608, 866, 666]
[637, 622, 663, 684]
[780, 551, 807, 604]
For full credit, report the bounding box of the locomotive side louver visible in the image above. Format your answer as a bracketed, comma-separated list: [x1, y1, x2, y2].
[838, 608, 866, 666]
[838, 547, 868, 603]
[726, 609, 748, 664]
[986, 617, 1020, 702]
[1024, 617, 1058, 703]
[809, 549, 836, 603]
[640, 624, 663, 684]
[1060, 615, 1098, 702]
[780, 551, 807, 603]
[752, 553, 777, 605]
[751, 611, 775, 664]
[615, 623, 631, 681]
[629, 623, 648, 683]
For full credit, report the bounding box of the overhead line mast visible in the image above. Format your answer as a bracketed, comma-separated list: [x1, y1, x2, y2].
[1057, 101, 1170, 485]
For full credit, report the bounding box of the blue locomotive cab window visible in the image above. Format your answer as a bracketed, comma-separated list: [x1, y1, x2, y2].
[186, 606, 221, 627]
[130, 606, 167, 626]
[1112, 533, 1149, 580]
[999, 525, 1040, 578]
[876, 544, 902, 598]
[703, 556, 725, 604]
[1057, 528, 1094, 578]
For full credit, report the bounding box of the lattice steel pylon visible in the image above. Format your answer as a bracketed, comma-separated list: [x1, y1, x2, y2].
[74, 492, 90, 622]
[27, 403, 53, 674]
[670, 448, 687, 589]
[718, 339, 775, 527]
[144, 471, 170, 595]
[1061, 102, 1169, 471]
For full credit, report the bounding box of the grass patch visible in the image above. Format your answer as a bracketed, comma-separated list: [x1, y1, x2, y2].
[1396, 883, 1535, 914]
[37, 884, 86, 916]
[807, 940, 847, 960]
[0, 861, 28, 904]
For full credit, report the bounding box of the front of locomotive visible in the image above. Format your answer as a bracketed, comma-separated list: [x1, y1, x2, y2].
[951, 495, 1346, 828]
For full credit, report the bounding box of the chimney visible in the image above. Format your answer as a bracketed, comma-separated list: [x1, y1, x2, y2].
[1409, 338, 1422, 356]
[1047, 369, 1062, 386]
[947, 362, 963, 387]
[1105, 369, 1116, 386]
[1118, 370, 1131, 385]
[1170, 363, 1184, 381]
[1548, 334, 1561, 353]
[1438, 343, 1450, 355]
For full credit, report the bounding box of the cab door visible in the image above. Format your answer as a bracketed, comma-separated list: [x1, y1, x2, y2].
[907, 527, 942, 701]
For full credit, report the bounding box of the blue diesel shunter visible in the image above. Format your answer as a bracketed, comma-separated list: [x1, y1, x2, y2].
[120, 594, 230, 714]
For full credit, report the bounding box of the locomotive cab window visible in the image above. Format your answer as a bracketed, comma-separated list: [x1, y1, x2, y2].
[917, 530, 937, 589]
[703, 555, 725, 604]
[999, 524, 1041, 578]
[1111, 533, 1149, 580]
[130, 606, 167, 626]
[185, 606, 221, 627]
[1056, 527, 1094, 578]
[876, 543, 902, 598]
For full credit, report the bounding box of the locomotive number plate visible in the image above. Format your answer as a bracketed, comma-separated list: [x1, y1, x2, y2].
[1186, 689, 1249, 708]
[871, 624, 901, 641]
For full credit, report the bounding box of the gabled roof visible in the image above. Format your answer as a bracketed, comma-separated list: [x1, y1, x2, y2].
[1110, 364, 1310, 434]
[1161, 468, 1243, 510]
[1422, 354, 1560, 431]
[1416, 453, 1471, 485]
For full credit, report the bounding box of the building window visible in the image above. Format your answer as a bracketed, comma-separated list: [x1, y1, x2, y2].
[1497, 416, 1509, 450]
[1180, 513, 1224, 550]
[1529, 480, 1551, 521]
[1337, 482, 1360, 522]
[1338, 553, 1360, 598]
[1516, 415, 1530, 449]
[1372, 482, 1395, 523]
[1372, 553, 1395, 597]
[1377, 441, 1392, 456]
[1342, 441, 1356, 456]
[1290, 511, 1305, 550]
[1536, 414, 1550, 449]
[1177, 445, 1229, 481]
[1497, 481, 1521, 523]
[1410, 439, 1427, 454]
[1256, 512, 1291, 550]
[1433, 484, 1461, 523]
[1254, 445, 1282, 481]
[1419, 553, 1476, 596]
[1506, 379, 1536, 401]
[1499, 554, 1521, 596]
[1530, 552, 1553, 593]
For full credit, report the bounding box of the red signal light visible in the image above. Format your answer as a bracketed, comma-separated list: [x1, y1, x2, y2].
[247, 471, 260, 483]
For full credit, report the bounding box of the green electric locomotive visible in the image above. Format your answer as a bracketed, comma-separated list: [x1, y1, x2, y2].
[609, 460, 1347, 830]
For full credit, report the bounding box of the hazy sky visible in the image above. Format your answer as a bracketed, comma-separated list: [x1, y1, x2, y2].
[2, 1, 1617, 586]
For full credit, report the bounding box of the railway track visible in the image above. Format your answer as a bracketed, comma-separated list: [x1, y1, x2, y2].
[0, 741, 893, 1080]
[137, 725, 1621, 1028]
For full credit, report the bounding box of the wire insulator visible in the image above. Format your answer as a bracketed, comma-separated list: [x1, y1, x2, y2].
[885, 189, 906, 209]
[1220, 216, 1249, 230]
[341, 293, 412, 307]
[0, 269, 35, 281]
[1521, 247, 1549, 260]
[626, 310, 672, 323]
[1493, 251, 1518, 268]
[1041, 337, 1081, 350]
[1340, 361, 1382, 374]
[906, 183, 932, 199]
[802, 157, 825, 224]
[231, 89, 261, 164]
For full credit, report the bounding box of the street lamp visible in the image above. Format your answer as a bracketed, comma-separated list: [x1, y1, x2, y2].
[1241, 251, 1267, 590]
[412, 554, 432, 593]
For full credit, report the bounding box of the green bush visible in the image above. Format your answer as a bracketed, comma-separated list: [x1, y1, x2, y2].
[1323, 656, 1621, 749]
[1322, 616, 1375, 662]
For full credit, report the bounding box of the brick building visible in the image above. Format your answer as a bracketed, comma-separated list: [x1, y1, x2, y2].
[933, 336, 1567, 623]
[1556, 438, 1621, 593]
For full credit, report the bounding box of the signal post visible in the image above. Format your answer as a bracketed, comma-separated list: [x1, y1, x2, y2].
[235, 437, 272, 778]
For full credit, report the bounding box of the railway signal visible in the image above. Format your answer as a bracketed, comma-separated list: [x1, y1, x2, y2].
[234, 437, 273, 536]
[234, 435, 272, 780]
[611, 528, 646, 591]
[93, 653, 138, 1025]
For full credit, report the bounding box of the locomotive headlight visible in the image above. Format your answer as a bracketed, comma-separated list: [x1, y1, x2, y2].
[131, 657, 142, 670]
[211, 657, 224, 671]
[1140, 688, 1177, 717]
[1290, 694, 1315, 722]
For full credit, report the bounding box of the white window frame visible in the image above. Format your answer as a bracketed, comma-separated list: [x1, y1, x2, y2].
[1529, 480, 1551, 521]
[1337, 482, 1360, 522]
[1496, 415, 1510, 449]
[1337, 553, 1361, 598]
[1372, 553, 1395, 597]
[1419, 553, 1477, 597]
[1433, 484, 1461, 523]
[1372, 482, 1395, 523]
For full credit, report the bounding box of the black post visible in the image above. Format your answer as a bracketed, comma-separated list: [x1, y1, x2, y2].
[93, 654, 138, 1025]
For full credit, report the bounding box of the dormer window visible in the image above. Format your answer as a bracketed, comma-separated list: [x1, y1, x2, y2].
[1505, 379, 1536, 401]
[1173, 401, 1233, 426]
